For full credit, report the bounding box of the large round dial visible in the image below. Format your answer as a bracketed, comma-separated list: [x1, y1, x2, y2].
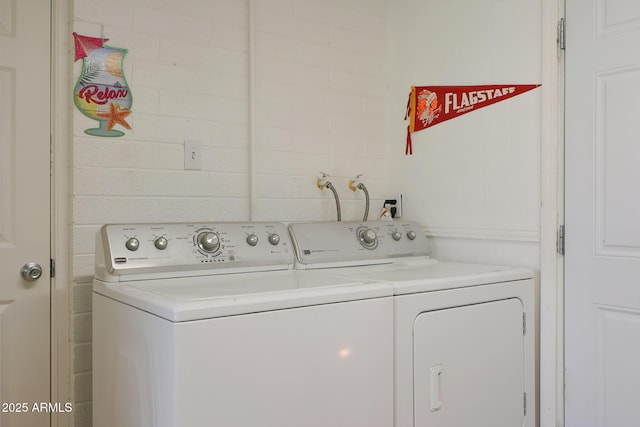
[197, 231, 221, 253]
[358, 227, 378, 249]
[407, 230, 417, 240]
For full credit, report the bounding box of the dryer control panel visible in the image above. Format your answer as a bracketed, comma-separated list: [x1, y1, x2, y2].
[288, 221, 430, 268]
[95, 222, 294, 281]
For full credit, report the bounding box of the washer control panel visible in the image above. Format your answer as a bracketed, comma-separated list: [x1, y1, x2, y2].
[288, 221, 430, 267]
[95, 222, 293, 281]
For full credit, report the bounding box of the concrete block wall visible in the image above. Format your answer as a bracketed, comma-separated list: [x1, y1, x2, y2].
[252, 0, 391, 221]
[71, 0, 391, 425]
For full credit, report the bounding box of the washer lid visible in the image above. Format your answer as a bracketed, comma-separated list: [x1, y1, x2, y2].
[93, 270, 392, 322]
[332, 260, 533, 295]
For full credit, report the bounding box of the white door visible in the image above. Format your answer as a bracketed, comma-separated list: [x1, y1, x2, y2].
[413, 299, 525, 427]
[0, 0, 51, 425]
[565, 0, 640, 426]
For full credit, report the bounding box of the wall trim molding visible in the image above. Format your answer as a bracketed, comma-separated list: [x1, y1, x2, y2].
[539, 0, 565, 426]
[51, 0, 73, 425]
[423, 224, 540, 242]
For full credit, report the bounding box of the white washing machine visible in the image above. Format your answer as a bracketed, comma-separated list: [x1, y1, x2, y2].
[288, 221, 536, 427]
[92, 222, 393, 427]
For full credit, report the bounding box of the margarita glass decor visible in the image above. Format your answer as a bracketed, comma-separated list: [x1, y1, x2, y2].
[73, 32, 132, 137]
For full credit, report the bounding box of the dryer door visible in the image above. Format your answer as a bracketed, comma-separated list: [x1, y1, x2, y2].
[413, 298, 525, 427]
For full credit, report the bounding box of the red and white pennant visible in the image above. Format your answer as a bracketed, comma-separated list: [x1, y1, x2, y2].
[404, 84, 541, 155]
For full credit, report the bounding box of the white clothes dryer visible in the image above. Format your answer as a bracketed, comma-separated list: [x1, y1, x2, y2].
[288, 221, 536, 427]
[92, 222, 393, 427]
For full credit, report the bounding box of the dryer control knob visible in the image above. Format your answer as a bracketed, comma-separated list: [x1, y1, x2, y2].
[154, 237, 168, 250]
[407, 230, 417, 240]
[246, 234, 259, 246]
[392, 231, 402, 241]
[198, 232, 221, 253]
[360, 228, 377, 245]
[125, 237, 140, 251]
[268, 233, 281, 245]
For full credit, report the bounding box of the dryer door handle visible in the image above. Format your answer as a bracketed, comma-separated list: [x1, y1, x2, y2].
[429, 365, 443, 412]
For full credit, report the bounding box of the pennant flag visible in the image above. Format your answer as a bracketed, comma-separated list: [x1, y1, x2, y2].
[404, 84, 541, 154]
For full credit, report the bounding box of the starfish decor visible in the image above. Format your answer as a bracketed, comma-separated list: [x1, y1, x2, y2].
[96, 103, 132, 131]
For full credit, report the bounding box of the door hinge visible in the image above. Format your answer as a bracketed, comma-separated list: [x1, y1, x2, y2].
[523, 312, 527, 335]
[50, 259, 55, 278]
[524, 392, 528, 416]
[557, 225, 565, 255]
[558, 18, 566, 50]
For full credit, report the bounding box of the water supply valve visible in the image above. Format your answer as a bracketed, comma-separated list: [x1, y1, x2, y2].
[317, 171, 331, 189]
[348, 174, 364, 192]
[316, 172, 342, 221]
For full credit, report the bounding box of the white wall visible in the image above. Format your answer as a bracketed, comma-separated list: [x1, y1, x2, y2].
[70, 0, 391, 425]
[386, 0, 542, 271]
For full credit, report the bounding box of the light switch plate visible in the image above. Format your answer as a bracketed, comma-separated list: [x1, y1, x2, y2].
[184, 140, 202, 170]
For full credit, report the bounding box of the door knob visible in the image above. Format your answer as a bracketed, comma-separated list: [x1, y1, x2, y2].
[20, 262, 43, 281]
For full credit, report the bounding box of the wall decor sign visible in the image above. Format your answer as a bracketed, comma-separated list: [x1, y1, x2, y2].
[404, 84, 540, 154]
[73, 32, 132, 137]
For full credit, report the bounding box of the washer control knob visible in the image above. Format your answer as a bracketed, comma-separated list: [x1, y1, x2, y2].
[392, 231, 402, 241]
[125, 237, 140, 251]
[246, 234, 259, 246]
[407, 230, 417, 240]
[268, 233, 281, 245]
[197, 232, 221, 253]
[154, 237, 168, 250]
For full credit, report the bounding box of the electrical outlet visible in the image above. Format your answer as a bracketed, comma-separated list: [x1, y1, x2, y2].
[184, 140, 202, 170]
[384, 194, 403, 218]
[395, 193, 403, 218]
